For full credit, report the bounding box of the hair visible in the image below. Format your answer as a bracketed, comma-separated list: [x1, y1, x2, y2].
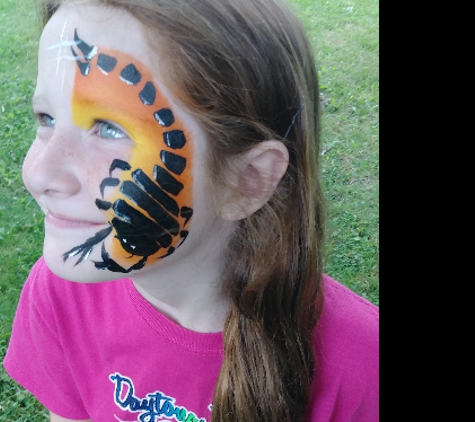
[38, 0, 326, 420]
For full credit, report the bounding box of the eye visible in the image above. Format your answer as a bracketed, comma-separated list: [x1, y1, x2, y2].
[97, 121, 127, 139]
[35, 113, 55, 128]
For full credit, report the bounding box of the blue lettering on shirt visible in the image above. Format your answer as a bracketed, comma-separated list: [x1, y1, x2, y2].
[110, 373, 207, 422]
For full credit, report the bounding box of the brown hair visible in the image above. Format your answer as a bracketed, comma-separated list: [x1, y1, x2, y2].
[39, 1, 326, 420]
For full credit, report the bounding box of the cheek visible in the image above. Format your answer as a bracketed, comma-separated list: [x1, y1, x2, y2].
[84, 150, 128, 198]
[22, 140, 45, 203]
[64, 41, 196, 273]
[22, 146, 35, 191]
[97, 137, 194, 271]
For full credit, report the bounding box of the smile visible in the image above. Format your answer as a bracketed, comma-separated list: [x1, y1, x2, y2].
[45, 212, 108, 229]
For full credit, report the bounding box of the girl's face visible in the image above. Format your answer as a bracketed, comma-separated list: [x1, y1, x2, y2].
[24, 5, 228, 282]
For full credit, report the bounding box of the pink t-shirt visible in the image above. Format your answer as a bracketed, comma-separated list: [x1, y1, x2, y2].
[4, 257, 379, 421]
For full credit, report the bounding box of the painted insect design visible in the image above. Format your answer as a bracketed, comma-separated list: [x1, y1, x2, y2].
[62, 30, 193, 273]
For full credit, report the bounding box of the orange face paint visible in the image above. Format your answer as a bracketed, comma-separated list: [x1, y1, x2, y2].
[66, 31, 193, 273]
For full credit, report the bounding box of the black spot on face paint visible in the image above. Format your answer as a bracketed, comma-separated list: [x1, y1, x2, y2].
[154, 109, 175, 127]
[163, 130, 186, 149]
[160, 151, 186, 175]
[139, 82, 156, 106]
[120, 64, 142, 85]
[97, 53, 118, 74]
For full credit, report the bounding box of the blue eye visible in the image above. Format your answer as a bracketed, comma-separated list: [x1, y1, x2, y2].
[98, 121, 127, 139]
[36, 113, 55, 127]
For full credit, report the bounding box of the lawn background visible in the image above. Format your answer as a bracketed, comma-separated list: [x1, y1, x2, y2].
[0, 0, 379, 418]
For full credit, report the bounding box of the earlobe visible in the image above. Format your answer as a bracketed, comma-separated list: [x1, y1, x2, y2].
[220, 140, 289, 221]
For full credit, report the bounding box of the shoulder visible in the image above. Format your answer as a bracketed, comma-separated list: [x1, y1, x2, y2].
[318, 275, 379, 346]
[8, 257, 120, 339]
[20, 256, 74, 300]
[4, 257, 133, 419]
[13, 256, 62, 321]
[12, 257, 133, 342]
[308, 275, 379, 421]
[316, 274, 379, 370]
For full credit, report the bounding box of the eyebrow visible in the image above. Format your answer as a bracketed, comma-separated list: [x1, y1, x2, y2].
[31, 94, 49, 112]
[30, 95, 52, 122]
[31, 95, 40, 110]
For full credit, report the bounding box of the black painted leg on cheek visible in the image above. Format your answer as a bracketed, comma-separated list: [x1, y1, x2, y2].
[94, 244, 147, 273]
[62, 226, 113, 265]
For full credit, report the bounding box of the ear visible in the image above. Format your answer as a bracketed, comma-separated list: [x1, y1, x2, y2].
[219, 140, 289, 221]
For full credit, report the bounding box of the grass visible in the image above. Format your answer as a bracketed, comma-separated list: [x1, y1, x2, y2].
[0, 0, 49, 418]
[291, 0, 379, 303]
[0, 0, 378, 419]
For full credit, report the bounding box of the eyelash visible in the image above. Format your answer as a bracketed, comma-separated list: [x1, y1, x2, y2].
[33, 113, 127, 141]
[35, 112, 55, 128]
[95, 120, 127, 140]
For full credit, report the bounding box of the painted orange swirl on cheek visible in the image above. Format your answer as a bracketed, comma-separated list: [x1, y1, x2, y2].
[71, 48, 193, 270]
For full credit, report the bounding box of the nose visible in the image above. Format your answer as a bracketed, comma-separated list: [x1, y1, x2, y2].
[23, 125, 82, 199]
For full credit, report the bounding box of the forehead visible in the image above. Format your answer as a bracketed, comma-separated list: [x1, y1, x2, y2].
[36, 3, 191, 120]
[40, 5, 150, 59]
[39, 4, 155, 75]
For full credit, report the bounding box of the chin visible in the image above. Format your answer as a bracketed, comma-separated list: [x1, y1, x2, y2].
[42, 247, 122, 284]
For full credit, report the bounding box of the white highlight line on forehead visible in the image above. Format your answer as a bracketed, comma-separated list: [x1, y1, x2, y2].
[44, 18, 80, 92]
[46, 40, 78, 51]
[62, 56, 67, 92]
[48, 55, 82, 62]
[56, 18, 69, 76]
[46, 44, 83, 64]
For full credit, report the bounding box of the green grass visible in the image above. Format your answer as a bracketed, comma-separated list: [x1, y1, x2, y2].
[291, 0, 379, 304]
[0, 0, 378, 419]
[0, 0, 48, 418]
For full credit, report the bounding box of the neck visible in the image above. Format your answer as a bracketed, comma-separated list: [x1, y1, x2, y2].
[129, 222, 233, 333]
[132, 273, 230, 333]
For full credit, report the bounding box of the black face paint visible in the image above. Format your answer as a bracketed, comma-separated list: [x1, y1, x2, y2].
[139, 82, 156, 106]
[71, 28, 98, 76]
[160, 150, 187, 175]
[64, 30, 194, 273]
[63, 226, 113, 265]
[154, 109, 175, 127]
[120, 179, 181, 234]
[97, 53, 118, 74]
[120, 64, 142, 85]
[153, 165, 184, 196]
[163, 130, 186, 149]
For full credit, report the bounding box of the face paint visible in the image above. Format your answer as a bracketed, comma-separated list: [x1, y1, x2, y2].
[63, 30, 194, 273]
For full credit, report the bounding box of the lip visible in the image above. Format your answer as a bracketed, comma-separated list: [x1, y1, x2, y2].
[45, 212, 108, 230]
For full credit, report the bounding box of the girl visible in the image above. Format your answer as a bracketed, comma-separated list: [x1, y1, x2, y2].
[4, 0, 379, 421]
